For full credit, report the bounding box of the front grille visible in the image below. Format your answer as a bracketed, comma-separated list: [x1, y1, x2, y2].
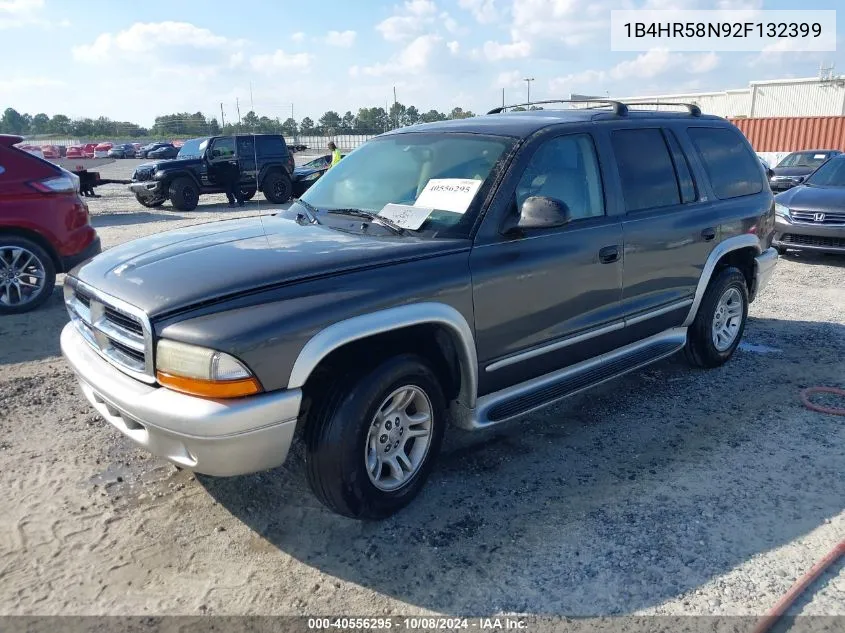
[782, 234, 845, 249]
[790, 211, 845, 225]
[64, 281, 154, 383]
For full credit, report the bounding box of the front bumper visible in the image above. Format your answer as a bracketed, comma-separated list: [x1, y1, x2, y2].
[61, 323, 302, 476]
[773, 215, 845, 254]
[751, 247, 778, 300]
[129, 181, 165, 200]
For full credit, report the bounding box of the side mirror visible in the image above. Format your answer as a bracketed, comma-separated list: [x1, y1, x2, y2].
[766, 168, 775, 179]
[504, 196, 571, 235]
[796, 176, 805, 183]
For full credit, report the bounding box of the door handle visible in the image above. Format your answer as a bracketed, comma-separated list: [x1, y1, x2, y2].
[598, 245, 619, 264]
[701, 227, 716, 241]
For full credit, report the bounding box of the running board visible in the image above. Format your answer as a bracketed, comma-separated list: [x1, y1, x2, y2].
[458, 328, 687, 430]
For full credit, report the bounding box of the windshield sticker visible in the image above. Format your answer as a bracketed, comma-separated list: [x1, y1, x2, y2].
[413, 178, 483, 214]
[378, 203, 435, 230]
[814, 154, 826, 159]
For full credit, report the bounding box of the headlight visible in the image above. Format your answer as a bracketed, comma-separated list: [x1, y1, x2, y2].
[774, 203, 790, 217]
[155, 339, 262, 398]
[302, 172, 322, 181]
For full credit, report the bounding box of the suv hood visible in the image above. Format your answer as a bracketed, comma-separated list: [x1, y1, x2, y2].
[776, 184, 845, 213]
[141, 156, 196, 170]
[70, 216, 467, 317]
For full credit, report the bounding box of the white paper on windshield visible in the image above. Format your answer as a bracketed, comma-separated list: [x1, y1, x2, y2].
[378, 203, 435, 230]
[413, 178, 483, 214]
[814, 154, 826, 159]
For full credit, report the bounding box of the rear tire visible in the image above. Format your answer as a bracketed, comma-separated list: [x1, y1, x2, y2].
[305, 354, 446, 519]
[261, 170, 292, 204]
[168, 177, 199, 211]
[0, 235, 57, 315]
[685, 266, 748, 368]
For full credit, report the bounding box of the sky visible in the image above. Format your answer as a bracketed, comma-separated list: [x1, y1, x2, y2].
[0, 0, 842, 126]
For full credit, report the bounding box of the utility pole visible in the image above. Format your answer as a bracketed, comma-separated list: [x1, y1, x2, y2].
[502, 87, 505, 108]
[220, 103, 225, 128]
[393, 86, 398, 128]
[236, 97, 241, 129]
[524, 77, 535, 107]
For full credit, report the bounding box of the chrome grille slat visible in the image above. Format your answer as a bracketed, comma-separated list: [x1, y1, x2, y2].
[790, 211, 845, 226]
[63, 280, 155, 383]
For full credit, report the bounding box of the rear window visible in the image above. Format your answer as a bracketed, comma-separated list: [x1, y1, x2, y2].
[256, 136, 287, 156]
[687, 127, 763, 199]
[611, 128, 681, 212]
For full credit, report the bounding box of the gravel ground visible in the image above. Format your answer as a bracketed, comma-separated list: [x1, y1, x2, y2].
[0, 158, 842, 618]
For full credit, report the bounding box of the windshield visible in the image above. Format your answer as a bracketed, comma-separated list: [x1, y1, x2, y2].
[303, 156, 329, 169]
[297, 133, 514, 238]
[805, 158, 845, 187]
[177, 137, 209, 159]
[777, 151, 831, 169]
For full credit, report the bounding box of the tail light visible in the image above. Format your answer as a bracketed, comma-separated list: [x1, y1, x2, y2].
[28, 174, 77, 194]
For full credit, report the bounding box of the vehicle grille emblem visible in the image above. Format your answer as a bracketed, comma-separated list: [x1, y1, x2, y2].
[814, 213, 826, 222]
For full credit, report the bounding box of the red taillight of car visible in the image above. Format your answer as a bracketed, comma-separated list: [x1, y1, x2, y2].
[28, 175, 77, 194]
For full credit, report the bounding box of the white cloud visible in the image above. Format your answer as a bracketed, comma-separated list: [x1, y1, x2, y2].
[458, 0, 498, 23]
[610, 49, 680, 80]
[251, 49, 312, 72]
[376, 0, 437, 41]
[354, 34, 443, 77]
[493, 70, 523, 89]
[0, 76, 66, 91]
[690, 52, 720, 74]
[72, 22, 236, 63]
[447, 40, 460, 55]
[291, 31, 306, 43]
[324, 30, 356, 47]
[0, 0, 69, 29]
[481, 39, 530, 61]
[509, 0, 615, 54]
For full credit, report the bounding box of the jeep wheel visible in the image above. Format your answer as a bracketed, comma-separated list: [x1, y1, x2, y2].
[240, 187, 257, 201]
[305, 354, 446, 519]
[685, 266, 748, 368]
[261, 171, 292, 204]
[168, 177, 199, 211]
[135, 194, 165, 208]
[0, 236, 57, 315]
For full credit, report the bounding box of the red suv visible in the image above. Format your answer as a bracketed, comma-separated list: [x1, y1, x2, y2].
[0, 135, 101, 314]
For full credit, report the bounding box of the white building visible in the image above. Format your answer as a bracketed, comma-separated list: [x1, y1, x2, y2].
[571, 75, 845, 118]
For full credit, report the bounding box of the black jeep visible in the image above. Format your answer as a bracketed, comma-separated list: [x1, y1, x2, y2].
[129, 134, 295, 210]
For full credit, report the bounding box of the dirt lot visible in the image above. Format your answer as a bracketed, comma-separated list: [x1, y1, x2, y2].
[0, 159, 842, 617]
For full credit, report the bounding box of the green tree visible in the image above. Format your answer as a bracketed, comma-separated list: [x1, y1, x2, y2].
[71, 118, 95, 137]
[341, 111, 355, 130]
[208, 117, 221, 135]
[318, 110, 342, 134]
[404, 106, 421, 126]
[0, 108, 27, 134]
[388, 102, 406, 129]
[48, 114, 71, 135]
[419, 109, 446, 123]
[30, 113, 50, 135]
[448, 107, 474, 120]
[242, 110, 260, 130]
[354, 107, 388, 133]
[300, 117, 315, 134]
[280, 117, 298, 136]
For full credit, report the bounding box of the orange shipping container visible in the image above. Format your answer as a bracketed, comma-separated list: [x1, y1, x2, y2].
[728, 116, 845, 152]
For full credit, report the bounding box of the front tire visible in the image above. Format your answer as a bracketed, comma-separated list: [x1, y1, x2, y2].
[305, 355, 447, 519]
[168, 177, 199, 211]
[261, 170, 292, 204]
[685, 266, 749, 368]
[0, 236, 57, 315]
[135, 194, 165, 208]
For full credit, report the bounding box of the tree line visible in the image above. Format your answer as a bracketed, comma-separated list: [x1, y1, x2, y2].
[0, 102, 527, 140]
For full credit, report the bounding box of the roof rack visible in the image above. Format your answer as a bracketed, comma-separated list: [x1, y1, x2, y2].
[487, 99, 703, 117]
[621, 101, 702, 116]
[487, 99, 629, 116]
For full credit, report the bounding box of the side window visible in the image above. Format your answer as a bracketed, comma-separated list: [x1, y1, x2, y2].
[209, 137, 235, 159]
[515, 134, 605, 221]
[237, 136, 255, 157]
[256, 136, 286, 156]
[664, 130, 697, 203]
[611, 128, 680, 212]
[687, 127, 764, 199]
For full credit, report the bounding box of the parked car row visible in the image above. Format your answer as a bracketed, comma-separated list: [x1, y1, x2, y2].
[767, 149, 842, 191]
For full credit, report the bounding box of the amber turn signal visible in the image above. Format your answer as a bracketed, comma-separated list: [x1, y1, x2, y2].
[156, 372, 262, 399]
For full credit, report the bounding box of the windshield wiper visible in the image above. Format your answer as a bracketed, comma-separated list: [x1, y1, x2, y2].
[326, 208, 407, 235]
[293, 199, 321, 225]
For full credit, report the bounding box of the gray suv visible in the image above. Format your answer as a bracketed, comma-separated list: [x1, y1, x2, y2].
[61, 101, 778, 519]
